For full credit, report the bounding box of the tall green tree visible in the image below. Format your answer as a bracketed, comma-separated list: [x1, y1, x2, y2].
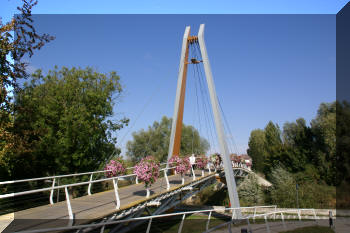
[282, 118, 313, 173]
[263, 121, 282, 174]
[126, 116, 209, 162]
[9, 66, 128, 178]
[247, 129, 266, 173]
[311, 102, 336, 185]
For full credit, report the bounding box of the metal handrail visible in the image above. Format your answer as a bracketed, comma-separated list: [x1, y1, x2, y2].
[0, 162, 171, 185]
[205, 208, 318, 233]
[0, 162, 208, 221]
[12, 205, 281, 233]
[0, 166, 178, 199]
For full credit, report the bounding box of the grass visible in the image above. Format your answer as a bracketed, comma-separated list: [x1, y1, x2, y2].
[279, 226, 335, 233]
[109, 213, 229, 233]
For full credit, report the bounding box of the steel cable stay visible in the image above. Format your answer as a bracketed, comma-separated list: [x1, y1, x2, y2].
[195, 64, 217, 156]
[190, 42, 214, 155]
[193, 42, 220, 155]
[195, 62, 220, 156]
[194, 42, 238, 156]
[189, 55, 199, 155]
[190, 54, 204, 155]
[190, 40, 208, 155]
[113, 57, 187, 162]
[189, 42, 215, 156]
[218, 96, 240, 155]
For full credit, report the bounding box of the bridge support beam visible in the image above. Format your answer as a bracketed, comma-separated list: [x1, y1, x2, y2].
[167, 26, 191, 163]
[197, 24, 241, 218]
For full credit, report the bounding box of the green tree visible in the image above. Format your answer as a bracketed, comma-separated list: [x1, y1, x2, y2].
[269, 166, 297, 208]
[0, 0, 54, 179]
[238, 174, 264, 206]
[263, 121, 282, 175]
[10, 66, 128, 178]
[282, 118, 313, 173]
[126, 116, 209, 162]
[247, 129, 266, 173]
[311, 102, 336, 185]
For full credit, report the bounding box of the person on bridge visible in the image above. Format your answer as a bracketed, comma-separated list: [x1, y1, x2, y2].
[189, 154, 196, 170]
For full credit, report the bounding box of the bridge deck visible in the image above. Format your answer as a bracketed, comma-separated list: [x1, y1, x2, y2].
[5, 170, 212, 232]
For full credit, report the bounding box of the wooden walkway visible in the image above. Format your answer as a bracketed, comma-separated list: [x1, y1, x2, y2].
[4, 170, 213, 232]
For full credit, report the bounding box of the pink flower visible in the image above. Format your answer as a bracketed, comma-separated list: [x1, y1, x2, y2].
[134, 156, 160, 188]
[169, 155, 191, 175]
[104, 158, 126, 177]
[196, 155, 208, 170]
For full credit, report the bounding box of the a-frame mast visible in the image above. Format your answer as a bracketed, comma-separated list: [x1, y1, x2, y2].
[167, 24, 241, 218]
[167, 26, 190, 160]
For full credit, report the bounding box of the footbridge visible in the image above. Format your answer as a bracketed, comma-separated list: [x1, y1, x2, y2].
[0, 163, 262, 233]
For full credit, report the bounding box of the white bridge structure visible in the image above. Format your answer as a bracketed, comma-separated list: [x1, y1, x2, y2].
[2, 162, 290, 233]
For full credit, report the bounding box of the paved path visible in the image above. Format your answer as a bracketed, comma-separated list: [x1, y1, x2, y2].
[3, 170, 212, 232]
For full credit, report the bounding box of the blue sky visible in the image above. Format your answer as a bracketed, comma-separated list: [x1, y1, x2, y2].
[1, 1, 345, 155]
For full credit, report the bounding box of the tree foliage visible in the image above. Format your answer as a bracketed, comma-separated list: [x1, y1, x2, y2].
[238, 174, 264, 206]
[126, 116, 209, 162]
[247, 101, 338, 186]
[1, 0, 54, 111]
[0, 0, 54, 180]
[2, 66, 128, 179]
[247, 129, 266, 173]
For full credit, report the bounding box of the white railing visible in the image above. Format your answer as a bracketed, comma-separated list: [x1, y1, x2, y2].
[0, 162, 212, 220]
[11, 205, 280, 233]
[206, 208, 318, 233]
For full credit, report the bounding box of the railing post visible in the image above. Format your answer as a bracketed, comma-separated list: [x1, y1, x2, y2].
[146, 218, 153, 233]
[253, 206, 257, 223]
[231, 208, 236, 219]
[50, 178, 56, 205]
[274, 205, 277, 220]
[298, 209, 301, 221]
[136, 176, 139, 184]
[113, 178, 120, 209]
[247, 218, 252, 233]
[88, 173, 93, 195]
[164, 169, 170, 190]
[191, 166, 196, 181]
[228, 220, 232, 233]
[208, 163, 211, 173]
[178, 214, 186, 233]
[264, 215, 271, 233]
[313, 209, 317, 221]
[202, 170, 205, 177]
[206, 211, 212, 231]
[56, 178, 60, 203]
[281, 212, 287, 230]
[64, 187, 74, 220]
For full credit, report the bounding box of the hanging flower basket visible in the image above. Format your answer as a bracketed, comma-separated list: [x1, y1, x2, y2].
[196, 155, 208, 176]
[169, 155, 191, 184]
[134, 156, 160, 197]
[104, 158, 126, 177]
[196, 155, 208, 169]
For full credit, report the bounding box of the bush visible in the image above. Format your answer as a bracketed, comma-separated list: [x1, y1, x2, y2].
[238, 174, 264, 206]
